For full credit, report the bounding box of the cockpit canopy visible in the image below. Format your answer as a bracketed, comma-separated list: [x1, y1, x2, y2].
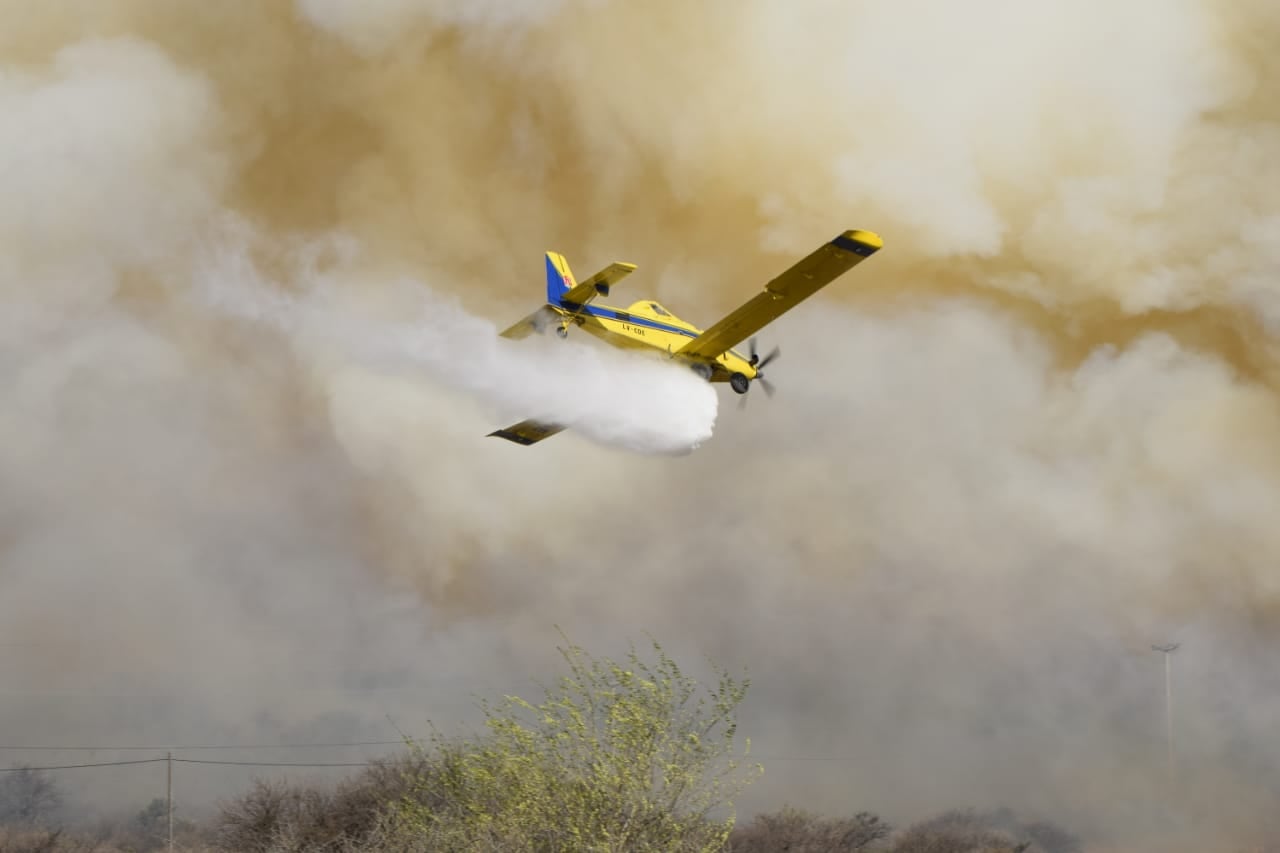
[625, 299, 698, 332]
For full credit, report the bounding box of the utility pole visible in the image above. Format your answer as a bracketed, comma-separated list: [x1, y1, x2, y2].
[1151, 643, 1180, 783]
[166, 750, 173, 853]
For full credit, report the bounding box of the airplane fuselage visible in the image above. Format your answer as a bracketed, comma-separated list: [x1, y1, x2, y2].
[552, 298, 758, 384]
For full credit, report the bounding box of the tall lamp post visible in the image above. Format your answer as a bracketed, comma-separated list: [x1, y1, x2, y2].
[1152, 642, 1180, 783]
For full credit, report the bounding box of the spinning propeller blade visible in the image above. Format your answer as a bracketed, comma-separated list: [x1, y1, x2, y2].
[741, 337, 780, 406]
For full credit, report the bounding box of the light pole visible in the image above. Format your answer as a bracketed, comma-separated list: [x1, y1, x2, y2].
[1152, 643, 1179, 782]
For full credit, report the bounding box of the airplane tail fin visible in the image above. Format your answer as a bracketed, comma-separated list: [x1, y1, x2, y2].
[502, 250, 635, 340]
[501, 252, 575, 339]
[545, 252, 575, 306]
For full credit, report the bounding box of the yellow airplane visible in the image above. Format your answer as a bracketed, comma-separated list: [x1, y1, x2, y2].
[489, 228, 883, 445]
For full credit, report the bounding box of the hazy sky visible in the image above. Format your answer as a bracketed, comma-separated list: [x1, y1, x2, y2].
[3, 2, 1280, 847]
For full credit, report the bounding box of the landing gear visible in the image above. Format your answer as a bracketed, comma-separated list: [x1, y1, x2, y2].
[555, 324, 569, 339]
[729, 372, 750, 394]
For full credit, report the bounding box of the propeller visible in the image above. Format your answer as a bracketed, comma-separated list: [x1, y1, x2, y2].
[749, 337, 781, 372]
[739, 337, 780, 409]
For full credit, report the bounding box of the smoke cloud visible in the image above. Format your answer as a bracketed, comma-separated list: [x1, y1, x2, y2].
[3, 1, 1280, 847]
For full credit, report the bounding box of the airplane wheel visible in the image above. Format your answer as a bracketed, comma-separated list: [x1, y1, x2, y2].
[555, 326, 569, 339]
[729, 372, 750, 394]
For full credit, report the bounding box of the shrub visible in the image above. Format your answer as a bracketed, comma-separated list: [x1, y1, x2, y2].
[0, 828, 103, 853]
[388, 635, 762, 851]
[215, 634, 760, 851]
[728, 806, 890, 852]
[0, 769, 62, 829]
[213, 753, 430, 852]
[888, 809, 1080, 853]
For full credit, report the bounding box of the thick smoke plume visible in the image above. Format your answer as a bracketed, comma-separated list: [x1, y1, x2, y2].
[4, 1, 1280, 848]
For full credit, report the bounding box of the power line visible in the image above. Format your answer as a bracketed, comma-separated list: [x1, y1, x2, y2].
[0, 740, 406, 752]
[749, 755, 861, 762]
[0, 759, 166, 772]
[0, 749, 864, 773]
[1, 757, 376, 772]
[175, 759, 372, 768]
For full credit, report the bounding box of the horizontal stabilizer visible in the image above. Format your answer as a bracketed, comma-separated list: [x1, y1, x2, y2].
[488, 419, 566, 446]
[563, 262, 637, 305]
[500, 305, 559, 339]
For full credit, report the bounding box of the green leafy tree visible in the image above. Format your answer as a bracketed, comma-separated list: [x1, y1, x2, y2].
[391, 634, 762, 852]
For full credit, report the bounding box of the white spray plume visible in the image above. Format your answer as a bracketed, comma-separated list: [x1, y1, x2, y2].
[196, 238, 718, 456]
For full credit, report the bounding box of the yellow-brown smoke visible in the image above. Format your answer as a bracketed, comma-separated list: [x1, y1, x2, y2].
[4, 1, 1280, 846]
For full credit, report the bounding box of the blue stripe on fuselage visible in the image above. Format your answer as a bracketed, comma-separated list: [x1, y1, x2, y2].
[579, 304, 698, 338]
[574, 305, 748, 362]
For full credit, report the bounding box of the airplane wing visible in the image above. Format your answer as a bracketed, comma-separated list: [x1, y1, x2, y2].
[562, 262, 637, 306]
[488, 419, 566, 446]
[676, 230, 882, 361]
